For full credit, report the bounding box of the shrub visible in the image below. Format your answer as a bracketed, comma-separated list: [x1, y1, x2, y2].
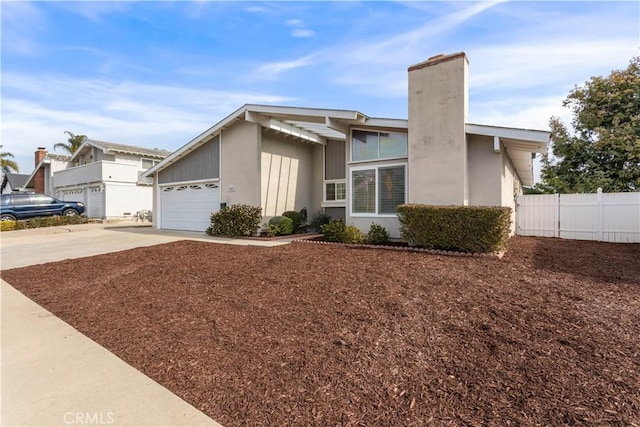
[366, 223, 390, 245]
[1, 220, 17, 231]
[268, 215, 294, 236]
[396, 204, 511, 253]
[343, 224, 365, 244]
[0, 215, 88, 232]
[206, 204, 262, 236]
[282, 210, 305, 232]
[321, 219, 365, 244]
[321, 219, 345, 242]
[309, 211, 332, 232]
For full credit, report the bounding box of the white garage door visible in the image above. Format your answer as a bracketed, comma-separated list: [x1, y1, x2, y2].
[160, 182, 220, 231]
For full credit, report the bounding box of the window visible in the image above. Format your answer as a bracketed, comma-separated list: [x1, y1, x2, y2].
[325, 180, 346, 202]
[142, 159, 160, 169]
[351, 165, 405, 215]
[351, 130, 407, 162]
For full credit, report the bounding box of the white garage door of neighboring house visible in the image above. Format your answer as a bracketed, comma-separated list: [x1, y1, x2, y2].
[87, 186, 105, 218]
[160, 182, 220, 231]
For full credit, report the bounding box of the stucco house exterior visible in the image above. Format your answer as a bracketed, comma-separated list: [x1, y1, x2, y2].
[26, 140, 169, 219]
[144, 52, 550, 236]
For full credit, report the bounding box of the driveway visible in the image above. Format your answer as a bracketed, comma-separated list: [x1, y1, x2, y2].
[1, 223, 288, 427]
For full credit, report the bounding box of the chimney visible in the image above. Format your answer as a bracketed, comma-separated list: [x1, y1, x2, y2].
[34, 147, 47, 194]
[407, 52, 469, 205]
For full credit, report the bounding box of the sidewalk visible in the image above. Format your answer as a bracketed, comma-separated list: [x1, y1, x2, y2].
[0, 223, 297, 426]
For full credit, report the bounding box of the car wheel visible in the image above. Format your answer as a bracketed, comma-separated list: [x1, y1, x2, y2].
[62, 209, 79, 216]
[1, 214, 17, 221]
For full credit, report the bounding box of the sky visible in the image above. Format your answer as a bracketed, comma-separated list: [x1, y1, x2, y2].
[2, 0, 639, 180]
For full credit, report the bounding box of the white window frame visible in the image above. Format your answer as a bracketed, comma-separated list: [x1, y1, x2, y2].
[350, 128, 408, 164]
[141, 158, 161, 169]
[349, 163, 407, 217]
[323, 179, 347, 203]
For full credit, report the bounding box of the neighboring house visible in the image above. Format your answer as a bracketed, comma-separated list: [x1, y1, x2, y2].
[26, 141, 170, 219]
[25, 148, 71, 195]
[1, 173, 31, 194]
[144, 52, 551, 237]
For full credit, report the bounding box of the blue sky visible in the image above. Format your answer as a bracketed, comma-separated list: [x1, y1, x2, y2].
[2, 1, 638, 178]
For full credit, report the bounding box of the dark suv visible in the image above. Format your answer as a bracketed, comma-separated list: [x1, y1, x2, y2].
[0, 193, 86, 221]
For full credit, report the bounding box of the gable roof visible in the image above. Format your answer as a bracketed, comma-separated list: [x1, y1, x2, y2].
[24, 153, 72, 188]
[69, 139, 171, 164]
[143, 103, 550, 186]
[1, 173, 31, 192]
[144, 104, 408, 177]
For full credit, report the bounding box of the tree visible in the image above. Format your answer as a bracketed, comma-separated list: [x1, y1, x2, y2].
[53, 131, 87, 155]
[0, 145, 19, 174]
[538, 57, 640, 193]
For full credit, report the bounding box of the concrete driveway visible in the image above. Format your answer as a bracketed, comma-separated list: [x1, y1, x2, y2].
[1, 223, 289, 427]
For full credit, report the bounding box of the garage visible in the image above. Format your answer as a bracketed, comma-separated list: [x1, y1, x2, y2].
[160, 182, 220, 231]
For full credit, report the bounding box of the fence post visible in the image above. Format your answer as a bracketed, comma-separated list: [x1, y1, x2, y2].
[597, 187, 604, 241]
[554, 193, 560, 237]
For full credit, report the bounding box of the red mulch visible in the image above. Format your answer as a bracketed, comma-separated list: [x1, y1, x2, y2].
[2, 237, 639, 426]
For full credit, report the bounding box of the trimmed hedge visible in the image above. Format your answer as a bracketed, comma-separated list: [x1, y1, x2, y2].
[0, 215, 89, 232]
[207, 204, 262, 236]
[268, 216, 294, 236]
[396, 204, 511, 253]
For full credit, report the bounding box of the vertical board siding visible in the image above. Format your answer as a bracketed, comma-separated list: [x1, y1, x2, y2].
[517, 192, 640, 243]
[325, 139, 346, 180]
[158, 136, 220, 184]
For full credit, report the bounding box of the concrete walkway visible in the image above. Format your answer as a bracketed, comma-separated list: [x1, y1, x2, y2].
[1, 224, 294, 427]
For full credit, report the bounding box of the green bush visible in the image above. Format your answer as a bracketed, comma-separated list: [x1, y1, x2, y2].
[282, 210, 305, 232]
[206, 204, 262, 236]
[321, 219, 365, 244]
[268, 215, 294, 236]
[321, 219, 345, 242]
[396, 204, 511, 253]
[343, 224, 365, 244]
[309, 211, 332, 232]
[0, 215, 88, 232]
[366, 223, 390, 245]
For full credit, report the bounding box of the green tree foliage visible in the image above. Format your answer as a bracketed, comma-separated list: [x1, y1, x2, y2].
[53, 131, 87, 155]
[538, 57, 640, 193]
[0, 145, 19, 173]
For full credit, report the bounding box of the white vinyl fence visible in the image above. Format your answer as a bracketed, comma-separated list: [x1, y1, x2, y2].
[516, 190, 640, 243]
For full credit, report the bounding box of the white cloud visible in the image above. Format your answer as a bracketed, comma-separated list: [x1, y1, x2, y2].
[1, 74, 293, 173]
[292, 29, 315, 38]
[286, 18, 315, 38]
[254, 55, 318, 79]
[0, 2, 47, 56]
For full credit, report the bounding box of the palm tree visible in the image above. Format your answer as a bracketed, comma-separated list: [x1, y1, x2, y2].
[53, 131, 87, 155]
[0, 145, 19, 173]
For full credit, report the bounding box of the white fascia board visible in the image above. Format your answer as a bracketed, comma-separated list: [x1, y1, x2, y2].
[466, 123, 550, 144]
[143, 105, 248, 177]
[364, 118, 408, 129]
[246, 104, 368, 122]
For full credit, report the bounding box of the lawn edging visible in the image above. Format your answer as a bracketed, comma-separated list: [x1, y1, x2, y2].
[291, 238, 505, 258]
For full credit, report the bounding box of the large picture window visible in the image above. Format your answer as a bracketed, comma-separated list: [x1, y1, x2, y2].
[351, 164, 406, 215]
[352, 130, 407, 162]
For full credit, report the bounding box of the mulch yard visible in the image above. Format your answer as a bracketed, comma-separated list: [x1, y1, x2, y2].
[2, 236, 640, 426]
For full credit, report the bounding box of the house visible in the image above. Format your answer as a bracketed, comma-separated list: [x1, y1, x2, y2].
[26, 141, 170, 219]
[1, 173, 31, 194]
[24, 148, 71, 195]
[143, 52, 551, 237]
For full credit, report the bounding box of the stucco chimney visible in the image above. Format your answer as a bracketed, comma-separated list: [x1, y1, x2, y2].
[34, 147, 47, 194]
[407, 52, 469, 205]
